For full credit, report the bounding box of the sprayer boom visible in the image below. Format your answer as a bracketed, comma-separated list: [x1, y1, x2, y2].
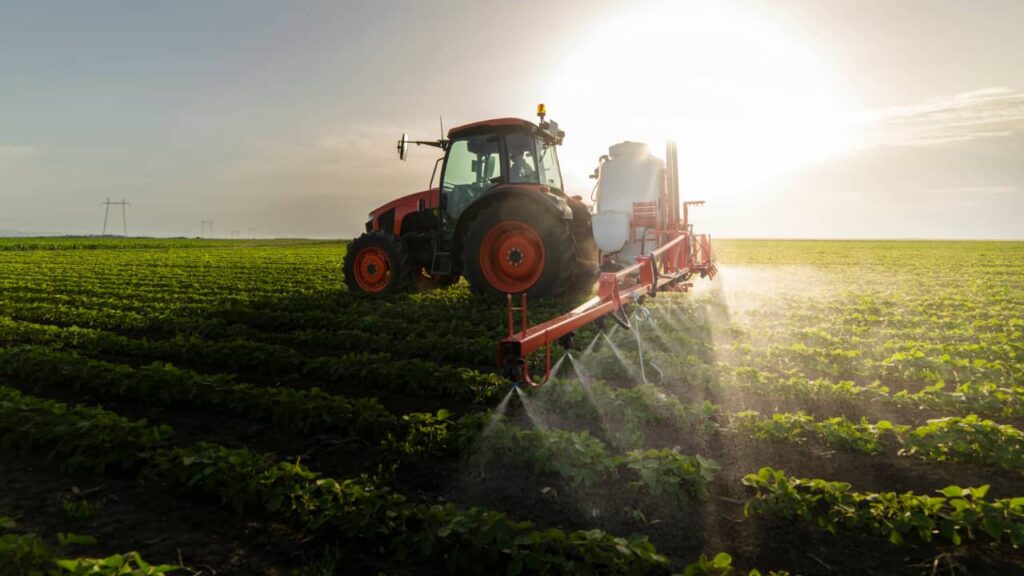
[499, 228, 716, 387]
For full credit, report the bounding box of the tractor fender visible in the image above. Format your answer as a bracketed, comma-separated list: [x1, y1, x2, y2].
[451, 186, 572, 273]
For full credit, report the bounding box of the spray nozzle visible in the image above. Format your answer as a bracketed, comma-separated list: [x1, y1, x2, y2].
[558, 332, 578, 351]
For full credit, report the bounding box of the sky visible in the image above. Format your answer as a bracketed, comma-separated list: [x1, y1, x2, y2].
[1, 0, 1022, 239]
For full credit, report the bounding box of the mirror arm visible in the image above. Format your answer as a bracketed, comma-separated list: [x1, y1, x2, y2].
[411, 139, 448, 150]
[429, 157, 443, 190]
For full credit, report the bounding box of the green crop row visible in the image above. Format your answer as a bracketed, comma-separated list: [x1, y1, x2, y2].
[0, 317, 505, 404]
[530, 375, 720, 449]
[737, 339, 1021, 391]
[0, 286, 508, 348]
[742, 467, 1024, 546]
[0, 346, 399, 440]
[731, 411, 894, 455]
[147, 443, 669, 575]
[0, 302, 498, 367]
[727, 365, 1024, 420]
[0, 518, 177, 576]
[0, 315, 305, 373]
[382, 409, 720, 507]
[479, 421, 720, 504]
[731, 410, 1024, 473]
[306, 352, 504, 403]
[901, 414, 1024, 472]
[0, 386, 171, 474]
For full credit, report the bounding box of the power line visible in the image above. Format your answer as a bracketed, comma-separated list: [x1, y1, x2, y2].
[101, 198, 130, 236]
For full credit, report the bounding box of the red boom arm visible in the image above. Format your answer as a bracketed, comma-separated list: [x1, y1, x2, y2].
[498, 228, 717, 387]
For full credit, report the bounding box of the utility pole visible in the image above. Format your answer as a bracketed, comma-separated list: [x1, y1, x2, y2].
[200, 220, 214, 238]
[101, 198, 131, 236]
[248, 226, 256, 240]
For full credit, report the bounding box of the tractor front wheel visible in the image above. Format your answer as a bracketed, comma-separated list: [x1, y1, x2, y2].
[462, 200, 575, 298]
[343, 231, 412, 296]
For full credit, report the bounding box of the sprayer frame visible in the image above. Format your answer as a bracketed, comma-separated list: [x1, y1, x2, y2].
[499, 224, 716, 387]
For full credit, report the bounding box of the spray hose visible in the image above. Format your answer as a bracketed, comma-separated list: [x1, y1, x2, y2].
[632, 306, 664, 386]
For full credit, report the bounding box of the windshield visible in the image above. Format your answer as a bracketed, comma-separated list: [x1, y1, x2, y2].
[536, 137, 563, 191]
[441, 136, 500, 219]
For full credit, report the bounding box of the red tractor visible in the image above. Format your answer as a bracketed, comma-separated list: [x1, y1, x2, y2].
[347, 105, 717, 385]
[344, 105, 598, 298]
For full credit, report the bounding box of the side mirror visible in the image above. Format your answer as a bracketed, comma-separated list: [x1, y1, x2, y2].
[397, 132, 409, 161]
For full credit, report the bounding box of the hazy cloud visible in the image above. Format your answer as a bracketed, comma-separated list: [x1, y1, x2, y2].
[869, 87, 1024, 146]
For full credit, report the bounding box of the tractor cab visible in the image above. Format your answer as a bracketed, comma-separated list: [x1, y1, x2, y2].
[440, 116, 565, 222]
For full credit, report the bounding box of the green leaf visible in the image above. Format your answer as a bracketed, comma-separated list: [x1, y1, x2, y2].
[940, 486, 964, 498]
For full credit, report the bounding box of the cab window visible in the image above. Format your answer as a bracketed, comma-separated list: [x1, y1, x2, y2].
[536, 137, 563, 191]
[442, 136, 500, 219]
[506, 132, 538, 184]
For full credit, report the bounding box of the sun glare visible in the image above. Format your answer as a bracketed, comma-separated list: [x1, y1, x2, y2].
[545, 1, 858, 197]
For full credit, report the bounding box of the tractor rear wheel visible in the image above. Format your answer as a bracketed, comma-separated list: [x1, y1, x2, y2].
[343, 231, 412, 296]
[462, 199, 575, 298]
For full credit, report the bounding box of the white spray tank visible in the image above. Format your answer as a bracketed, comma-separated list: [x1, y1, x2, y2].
[590, 141, 667, 265]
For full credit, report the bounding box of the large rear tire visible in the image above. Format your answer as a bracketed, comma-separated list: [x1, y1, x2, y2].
[461, 199, 575, 298]
[568, 199, 599, 296]
[343, 231, 412, 296]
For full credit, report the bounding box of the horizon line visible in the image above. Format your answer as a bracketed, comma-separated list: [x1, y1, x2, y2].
[1, 234, 1022, 242]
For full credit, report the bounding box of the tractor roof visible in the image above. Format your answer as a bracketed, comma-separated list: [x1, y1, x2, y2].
[448, 117, 564, 145]
[447, 117, 538, 138]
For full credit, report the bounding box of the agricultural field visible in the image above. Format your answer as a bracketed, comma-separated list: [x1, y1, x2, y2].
[1, 237, 1022, 575]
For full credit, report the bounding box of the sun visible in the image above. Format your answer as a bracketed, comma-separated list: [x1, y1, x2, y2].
[543, 1, 858, 198]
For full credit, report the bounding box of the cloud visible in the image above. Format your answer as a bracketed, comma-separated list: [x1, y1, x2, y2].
[867, 87, 1024, 146]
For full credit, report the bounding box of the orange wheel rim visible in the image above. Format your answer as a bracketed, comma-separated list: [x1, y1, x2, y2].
[353, 246, 391, 292]
[479, 221, 545, 293]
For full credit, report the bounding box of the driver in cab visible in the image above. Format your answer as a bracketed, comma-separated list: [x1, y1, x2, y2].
[508, 139, 538, 183]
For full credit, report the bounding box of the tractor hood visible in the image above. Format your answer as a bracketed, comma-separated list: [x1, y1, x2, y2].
[367, 188, 439, 235]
